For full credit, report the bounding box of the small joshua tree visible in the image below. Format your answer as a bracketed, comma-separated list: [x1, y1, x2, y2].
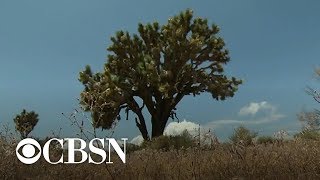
[13, 109, 39, 139]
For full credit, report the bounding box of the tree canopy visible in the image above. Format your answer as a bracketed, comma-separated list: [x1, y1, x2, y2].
[13, 109, 39, 139]
[79, 9, 242, 140]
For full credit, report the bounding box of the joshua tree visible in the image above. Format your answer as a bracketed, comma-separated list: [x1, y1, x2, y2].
[13, 109, 39, 139]
[302, 68, 320, 131]
[298, 68, 320, 132]
[297, 110, 320, 131]
[79, 9, 242, 140]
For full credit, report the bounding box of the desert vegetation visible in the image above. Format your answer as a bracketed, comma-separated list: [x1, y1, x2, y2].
[2, 125, 320, 179]
[13, 109, 39, 139]
[2, 8, 320, 180]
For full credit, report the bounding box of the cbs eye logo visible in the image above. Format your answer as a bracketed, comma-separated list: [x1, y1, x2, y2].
[16, 138, 42, 164]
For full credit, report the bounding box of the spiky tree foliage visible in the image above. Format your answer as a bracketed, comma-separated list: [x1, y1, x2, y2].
[302, 68, 320, 132]
[79, 9, 242, 140]
[13, 109, 39, 139]
[297, 111, 320, 131]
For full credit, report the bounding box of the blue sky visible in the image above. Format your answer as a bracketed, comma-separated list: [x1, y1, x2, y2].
[1, 1, 320, 140]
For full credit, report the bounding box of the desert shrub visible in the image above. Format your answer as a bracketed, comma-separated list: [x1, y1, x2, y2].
[141, 130, 195, 150]
[141, 136, 171, 150]
[294, 130, 320, 140]
[169, 130, 195, 149]
[126, 143, 142, 153]
[256, 136, 275, 144]
[229, 126, 257, 146]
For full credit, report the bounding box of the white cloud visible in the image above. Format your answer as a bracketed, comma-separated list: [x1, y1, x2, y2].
[208, 101, 285, 127]
[130, 120, 201, 145]
[130, 120, 213, 145]
[239, 101, 271, 116]
[130, 135, 144, 146]
[164, 120, 200, 136]
[164, 120, 220, 145]
[206, 119, 244, 127]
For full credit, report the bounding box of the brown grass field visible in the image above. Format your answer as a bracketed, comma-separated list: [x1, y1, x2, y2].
[1, 137, 320, 180]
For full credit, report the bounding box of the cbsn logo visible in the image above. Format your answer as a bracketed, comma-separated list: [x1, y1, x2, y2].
[16, 138, 128, 165]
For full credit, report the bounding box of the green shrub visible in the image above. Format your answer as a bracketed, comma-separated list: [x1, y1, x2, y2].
[170, 130, 195, 149]
[257, 136, 275, 144]
[126, 143, 142, 153]
[141, 136, 171, 150]
[294, 130, 320, 140]
[229, 126, 257, 146]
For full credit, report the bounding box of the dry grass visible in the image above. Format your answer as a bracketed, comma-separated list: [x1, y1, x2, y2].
[2, 138, 320, 179]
